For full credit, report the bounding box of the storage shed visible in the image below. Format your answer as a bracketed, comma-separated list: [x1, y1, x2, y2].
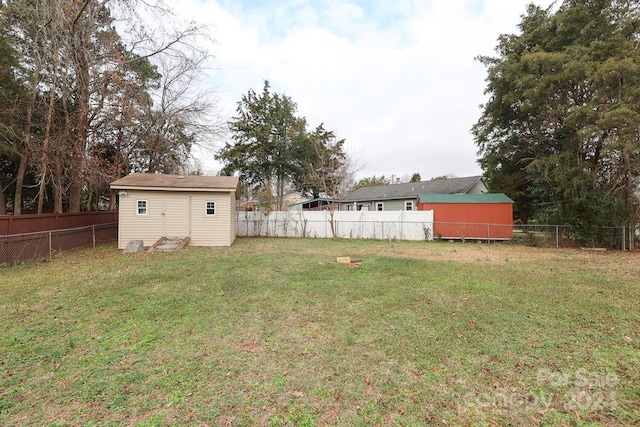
[110, 173, 240, 249]
[418, 193, 514, 240]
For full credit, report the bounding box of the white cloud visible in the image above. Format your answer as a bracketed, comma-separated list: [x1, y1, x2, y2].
[166, 0, 555, 180]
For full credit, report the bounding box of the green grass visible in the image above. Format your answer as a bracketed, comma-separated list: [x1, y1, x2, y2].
[1, 238, 638, 426]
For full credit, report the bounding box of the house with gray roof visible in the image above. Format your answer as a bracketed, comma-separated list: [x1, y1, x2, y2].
[339, 175, 488, 211]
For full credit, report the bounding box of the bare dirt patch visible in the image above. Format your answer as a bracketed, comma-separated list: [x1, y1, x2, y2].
[306, 239, 640, 271]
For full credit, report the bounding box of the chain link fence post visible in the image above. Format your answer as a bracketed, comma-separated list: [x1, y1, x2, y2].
[1, 223, 117, 266]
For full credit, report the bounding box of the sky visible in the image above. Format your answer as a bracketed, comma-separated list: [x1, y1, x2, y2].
[168, 0, 555, 181]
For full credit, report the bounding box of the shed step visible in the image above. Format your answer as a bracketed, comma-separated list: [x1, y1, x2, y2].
[149, 236, 190, 252]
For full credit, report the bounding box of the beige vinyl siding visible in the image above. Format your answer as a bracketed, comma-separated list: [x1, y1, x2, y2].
[118, 190, 166, 249]
[229, 191, 237, 244]
[163, 195, 190, 237]
[117, 189, 236, 249]
[190, 193, 232, 246]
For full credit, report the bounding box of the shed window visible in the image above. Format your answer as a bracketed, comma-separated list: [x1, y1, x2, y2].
[206, 201, 215, 215]
[137, 200, 147, 215]
[376, 202, 384, 211]
[405, 201, 413, 211]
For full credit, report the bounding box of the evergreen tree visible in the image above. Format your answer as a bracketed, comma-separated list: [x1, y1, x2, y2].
[473, 0, 640, 244]
[218, 81, 349, 209]
[353, 175, 391, 190]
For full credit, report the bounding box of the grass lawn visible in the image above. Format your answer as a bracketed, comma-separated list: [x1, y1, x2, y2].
[1, 238, 639, 426]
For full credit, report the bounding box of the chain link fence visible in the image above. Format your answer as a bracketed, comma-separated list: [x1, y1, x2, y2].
[510, 224, 636, 249]
[1, 219, 635, 266]
[0, 223, 117, 266]
[238, 212, 637, 250]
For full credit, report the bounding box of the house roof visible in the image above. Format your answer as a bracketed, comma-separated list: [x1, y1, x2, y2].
[340, 176, 485, 202]
[288, 197, 339, 207]
[419, 193, 513, 204]
[110, 173, 240, 194]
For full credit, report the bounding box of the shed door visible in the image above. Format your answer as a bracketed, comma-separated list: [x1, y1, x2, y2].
[163, 196, 190, 237]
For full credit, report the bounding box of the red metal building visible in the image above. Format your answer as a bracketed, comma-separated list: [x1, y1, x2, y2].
[418, 193, 514, 240]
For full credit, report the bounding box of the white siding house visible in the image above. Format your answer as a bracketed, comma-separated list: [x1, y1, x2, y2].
[110, 174, 239, 249]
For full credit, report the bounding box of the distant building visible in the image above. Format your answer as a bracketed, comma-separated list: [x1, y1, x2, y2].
[418, 193, 514, 240]
[238, 201, 256, 212]
[288, 197, 340, 211]
[340, 175, 488, 211]
[283, 192, 307, 210]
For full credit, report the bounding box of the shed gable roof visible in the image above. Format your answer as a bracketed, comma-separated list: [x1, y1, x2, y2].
[341, 176, 485, 202]
[419, 193, 513, 204]
[110, 173, 239, 194]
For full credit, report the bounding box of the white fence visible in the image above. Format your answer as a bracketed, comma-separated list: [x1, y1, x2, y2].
[236, 210, 434, 241]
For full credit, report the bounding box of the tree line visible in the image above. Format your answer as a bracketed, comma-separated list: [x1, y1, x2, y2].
[0, 0, 218, 215]
[7, 0, 633, 244]
[216, 80, 353, 212]
[474, 0, 640, 243]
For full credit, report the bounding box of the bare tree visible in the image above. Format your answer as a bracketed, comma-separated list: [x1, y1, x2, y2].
[1, 1, 49, 215]
[1, 0, 221, 213]
[305, 125, 353, 240]
[35, 1, 65, 213]
[131, 41, 222, 174]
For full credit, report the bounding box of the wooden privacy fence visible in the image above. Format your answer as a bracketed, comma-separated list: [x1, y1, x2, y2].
[0, 211, 118, 235]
